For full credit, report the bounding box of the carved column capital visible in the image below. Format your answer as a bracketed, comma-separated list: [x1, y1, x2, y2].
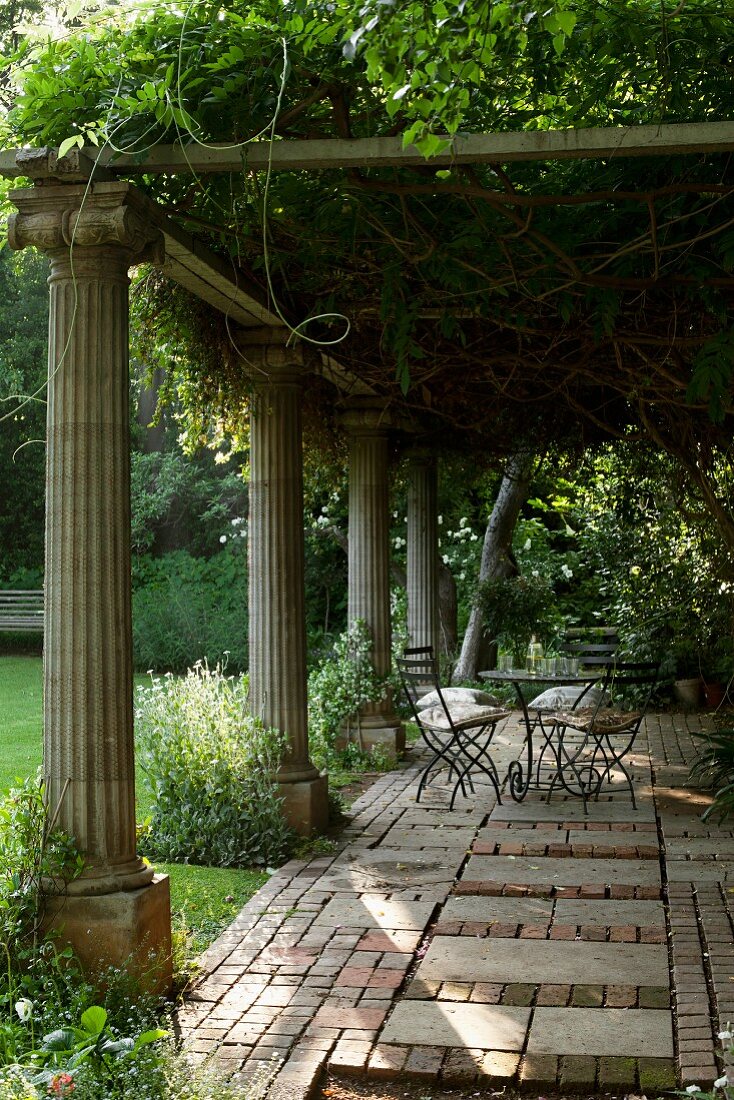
[341, 397, 392, 436]
[236, 328, 308, 381]
[8, 182, 162, 259]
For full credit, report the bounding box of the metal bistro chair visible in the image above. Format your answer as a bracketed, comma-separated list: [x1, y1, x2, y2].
[398, 649, 510, 809]
[542, 660, 659, 809]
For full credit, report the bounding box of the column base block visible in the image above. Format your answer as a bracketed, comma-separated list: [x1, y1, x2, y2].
[44, 874, 172, 994]
[337, 721, 405, 757]
[279, 772, 329, 837]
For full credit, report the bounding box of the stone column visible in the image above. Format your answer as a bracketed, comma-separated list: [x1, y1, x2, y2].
[406, 451, 440, 657]
[343, 401, 403, 754]
[243, 332, 328, 835]
[8, 181, 171, 987]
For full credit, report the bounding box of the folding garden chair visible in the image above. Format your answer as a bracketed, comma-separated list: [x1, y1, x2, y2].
[542, 660, 659, 809]
[398, 650, 510, 809]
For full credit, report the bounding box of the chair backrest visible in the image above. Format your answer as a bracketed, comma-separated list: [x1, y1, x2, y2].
[605, 661, 660, 713]
[397, 650, 453, 728]
[563, 627, 619, 672]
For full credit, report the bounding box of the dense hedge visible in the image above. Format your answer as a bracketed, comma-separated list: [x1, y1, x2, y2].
[132, 549, 247, 673]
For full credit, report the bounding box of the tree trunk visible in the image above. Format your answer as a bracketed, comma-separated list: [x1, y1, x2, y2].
[452, 450, 537, 683]
[438, 560, 458, 659]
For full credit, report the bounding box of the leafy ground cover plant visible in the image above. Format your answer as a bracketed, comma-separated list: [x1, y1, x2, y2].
[689, 727, 734, 823]
[136, 664, 291, 867]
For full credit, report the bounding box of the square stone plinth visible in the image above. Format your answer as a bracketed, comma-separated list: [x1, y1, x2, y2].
[44, 874, 172, 993]
[527, 1008, 673, 1058]
[417, 937, 668, 986]
[279, 772, 329, 836]
[442, 896, 554, 924]
[554, 898, 665, 926]
[490, 800, 656, 824]
[313, 897, 434, 930]
[381, 1001, 530, 1050]
[464, 855, 661, 885]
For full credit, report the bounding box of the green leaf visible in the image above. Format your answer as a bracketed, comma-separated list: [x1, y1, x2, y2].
[80, 1006, 107, 1035]
[58, 134, 82, 158]
[556, 11, 577, 35]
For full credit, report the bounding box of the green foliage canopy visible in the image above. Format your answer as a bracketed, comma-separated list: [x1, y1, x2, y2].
[3, 0, 734, 532]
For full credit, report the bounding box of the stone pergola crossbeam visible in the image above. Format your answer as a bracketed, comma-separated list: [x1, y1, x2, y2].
[2, 121, 733, 180]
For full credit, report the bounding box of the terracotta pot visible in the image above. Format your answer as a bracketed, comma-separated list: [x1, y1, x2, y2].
[702, 680, 727, 709]
[673, 677, 702, 708]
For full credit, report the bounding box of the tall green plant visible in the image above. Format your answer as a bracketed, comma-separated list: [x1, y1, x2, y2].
[308, 620, 386, 767]
[135, 665, 291, 867]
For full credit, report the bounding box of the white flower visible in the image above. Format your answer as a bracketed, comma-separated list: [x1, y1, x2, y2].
[219, 534, 227, 543]
[531, 570, 539, 577]
[15, 999, 33, 1022]
[714, 1077, 729, 1090]
[437, 515, 443, 525]
[685, 1086, 702, 1094]
[561, 564, 574, 579]
[524, 538, 532, 550]
[718, 1029, 733, 1040]
[459, 516, 468, 527]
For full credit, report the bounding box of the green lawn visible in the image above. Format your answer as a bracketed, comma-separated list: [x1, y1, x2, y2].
[0, 655, 44, 789]
[0, 655, 266, 953]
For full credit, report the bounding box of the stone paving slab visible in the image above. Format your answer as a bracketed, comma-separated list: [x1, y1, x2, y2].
[554, 898, 665, 925]
[442, 896, 554, 924]
[417, 936, 669, 986]
[464, 855, 661, 885]
[312, 897, 436, 930]
[666, 837, 734, 858]
[527, 1007, 674, 1058]
[381, 1001, 530, 1049]
[399, 809, 488, 827]
[667, 862, 734, 881]
[318, 850, 461, 890]
[490, 799, 656, 824]
[378, 827, 477, 849]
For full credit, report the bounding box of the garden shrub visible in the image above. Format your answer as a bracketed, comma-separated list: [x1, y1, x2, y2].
[135, 665, 291, 867]
[307, 620, 386, 768]
[132, 550, 247, 673]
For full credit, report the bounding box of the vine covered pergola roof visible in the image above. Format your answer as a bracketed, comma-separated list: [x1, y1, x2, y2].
[3, 0, 734, 462]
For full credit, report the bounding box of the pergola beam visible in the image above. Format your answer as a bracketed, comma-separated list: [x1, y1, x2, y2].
[2, 121, 732, 179]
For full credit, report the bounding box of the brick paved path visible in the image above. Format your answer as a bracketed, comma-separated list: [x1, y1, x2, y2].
[179, 711, 734, 1097]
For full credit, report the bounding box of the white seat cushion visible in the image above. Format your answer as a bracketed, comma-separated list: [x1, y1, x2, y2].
[417, 703, 509, 732]
[527, 684, 608, 711]
[416, 686, 500, 709]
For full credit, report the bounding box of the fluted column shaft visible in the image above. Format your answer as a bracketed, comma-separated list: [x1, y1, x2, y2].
[248, 349, 318, 783]
[407, 453, 439, 656]
[9, 182, 160, 894]
[344, 404, 399, 729]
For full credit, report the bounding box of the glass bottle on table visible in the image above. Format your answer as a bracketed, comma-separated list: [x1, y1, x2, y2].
[526, 634, 543, 675]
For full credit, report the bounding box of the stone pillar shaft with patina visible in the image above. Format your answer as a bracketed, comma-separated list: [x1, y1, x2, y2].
[244, 335, 327, 833]
[343, 401, 403, 750]
[9, 181, 160, 895]
[407, 452, 440, 657]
